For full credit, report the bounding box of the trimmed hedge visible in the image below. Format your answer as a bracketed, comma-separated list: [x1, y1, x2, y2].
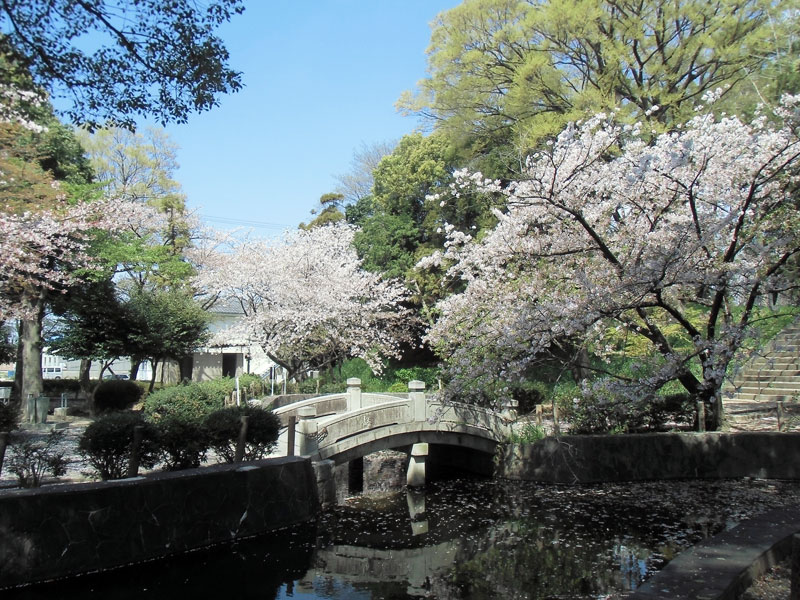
[156, 417, 210, 471]
[204, 405, 280, 463]
[78, 412, 159, 480]
[142, 380, 231, 423]
[0, 401, 20, 432]
[93, 379, 144, 413]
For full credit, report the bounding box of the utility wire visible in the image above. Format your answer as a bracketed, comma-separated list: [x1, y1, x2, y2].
[200, 214, 292, 231]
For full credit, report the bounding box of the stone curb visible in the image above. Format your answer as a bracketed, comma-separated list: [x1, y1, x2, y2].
[630, 504, 800, 599]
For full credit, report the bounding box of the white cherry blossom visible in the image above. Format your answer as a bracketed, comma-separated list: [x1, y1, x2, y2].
[195, 223, 412, 380]
[424, 97, 800, 417]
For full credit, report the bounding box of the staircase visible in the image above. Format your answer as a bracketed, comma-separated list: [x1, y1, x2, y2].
[723, 323, 800, 432]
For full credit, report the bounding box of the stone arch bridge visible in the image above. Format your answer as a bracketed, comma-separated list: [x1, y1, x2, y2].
[271, 379, 515, 486]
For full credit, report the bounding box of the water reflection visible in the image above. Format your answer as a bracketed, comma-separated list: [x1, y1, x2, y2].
[6, 478, 800, 600]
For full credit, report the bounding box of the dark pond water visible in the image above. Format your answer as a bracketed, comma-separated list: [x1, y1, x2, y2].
[8, 477, 800, 600]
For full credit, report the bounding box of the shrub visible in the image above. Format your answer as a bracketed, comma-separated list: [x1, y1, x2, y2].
[42, 379, 82, 395]
[143, 380, 231, 423]
[287, 378, 344, 395]
[566, 380, 695, 434]
[156, 417, 210, 471]
[647, 393, 696, 430]
[238, 373, 267, 398]
[550, 381, 581, 418]
[93, 379, 144, 413]
[567, 379, 651, 434]
[0, 402, 20, 432]
[507, 422, 546, 444]
[389, 366, 440, 388]
[78, 412, 159, 480]
[6, 431, 68, 487]
[204, 405, 280, 463]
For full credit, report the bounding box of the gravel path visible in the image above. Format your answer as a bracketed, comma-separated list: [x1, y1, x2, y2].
[0, 418, 93, 488]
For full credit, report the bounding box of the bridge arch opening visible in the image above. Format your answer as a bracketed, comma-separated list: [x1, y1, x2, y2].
[335, 440, 497, 498]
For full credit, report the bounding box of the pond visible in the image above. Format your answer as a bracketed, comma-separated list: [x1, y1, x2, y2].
[7, 475, 800, 600]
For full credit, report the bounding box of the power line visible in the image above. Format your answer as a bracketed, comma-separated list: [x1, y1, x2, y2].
[200, 214, 292, 231]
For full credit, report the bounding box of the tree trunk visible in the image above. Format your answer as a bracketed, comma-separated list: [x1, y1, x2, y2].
[78, 359, 92, 400]
[13, 322, 22, 403]
[129, 359, 141, 381]
[570, 347, 592, 383]
[149, 359, 158, 393]
[19, 287, 45, 421]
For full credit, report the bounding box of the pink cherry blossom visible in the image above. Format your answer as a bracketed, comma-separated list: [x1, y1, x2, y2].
[424, 95, 800, 413]
[0, 198, 159, 320]
[194, 223, 412, 380]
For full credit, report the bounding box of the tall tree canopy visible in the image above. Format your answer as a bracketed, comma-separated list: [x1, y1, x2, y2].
[400, 0, 797, 152]
[77, 126, 195, 290]
[0, 0, 244, 128]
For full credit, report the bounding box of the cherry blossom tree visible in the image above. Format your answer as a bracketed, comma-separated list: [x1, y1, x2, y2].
[0, 196, 157, 406]
[422, 94, 800, 429]
[194, 223, 412, 382]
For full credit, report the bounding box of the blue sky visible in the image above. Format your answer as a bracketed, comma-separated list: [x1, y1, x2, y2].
[157, 1, 459, 236]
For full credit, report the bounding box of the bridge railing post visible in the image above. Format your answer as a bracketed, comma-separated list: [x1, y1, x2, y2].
[409, 380, 426, 421]
[298, 406, 318, 456]
[347, 378, 362, 412]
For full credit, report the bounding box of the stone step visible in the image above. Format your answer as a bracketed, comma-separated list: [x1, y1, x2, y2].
[758, 349, 800, 357]
[748, 357, 799, 367]
[724, 321, 800, 409]
[734, 386, 800, 397]
[733, 374, 800, 389]
[737, 368, 800, 378]
[732, 378, 800, 389]
[727, 392, 797, 402]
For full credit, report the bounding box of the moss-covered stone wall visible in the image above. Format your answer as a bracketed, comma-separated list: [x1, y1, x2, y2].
[0, 456, 318, 589]
[496, 432, 800, 483]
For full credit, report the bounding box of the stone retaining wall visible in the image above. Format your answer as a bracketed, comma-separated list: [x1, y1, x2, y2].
[496, 432, 800, 483]
[0, 456, 318, 589]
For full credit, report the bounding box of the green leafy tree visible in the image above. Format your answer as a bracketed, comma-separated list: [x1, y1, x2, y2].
[0, 0, 244, 129]
[352, 132, 497, 321]
[48, 279, 132, 407]
[353, 133, 461, 278]
[400, 0, 796, 152]
[300, 193, 346, 230]
[77, 125, 195, 291]
[75, 125, 202, 381]
[125, 290, 210, 392]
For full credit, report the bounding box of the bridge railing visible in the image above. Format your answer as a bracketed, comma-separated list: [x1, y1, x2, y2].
[275, 378, 517, 457]
[271, 377, 407, 426]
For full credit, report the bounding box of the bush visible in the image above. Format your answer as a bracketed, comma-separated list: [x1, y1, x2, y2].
[0, 402, 20, 432]
[78, 412, 159, 480]
[566, 381, 696, 434]
[93, 379, 144, 413]
[143, 380, 232, 423]
[155, 417, 210, 471]
[42, 379, 82, 395]
[507, 422, 546, 444]
[238, 373, 268, 398]
[567, 379, 651, 434]
[6, 430, 68, 487]
[204, 405, 280, 463]
[389, 366, 440, 388]
[550, 381, 581, 415]
[647, 393, 696, 431]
